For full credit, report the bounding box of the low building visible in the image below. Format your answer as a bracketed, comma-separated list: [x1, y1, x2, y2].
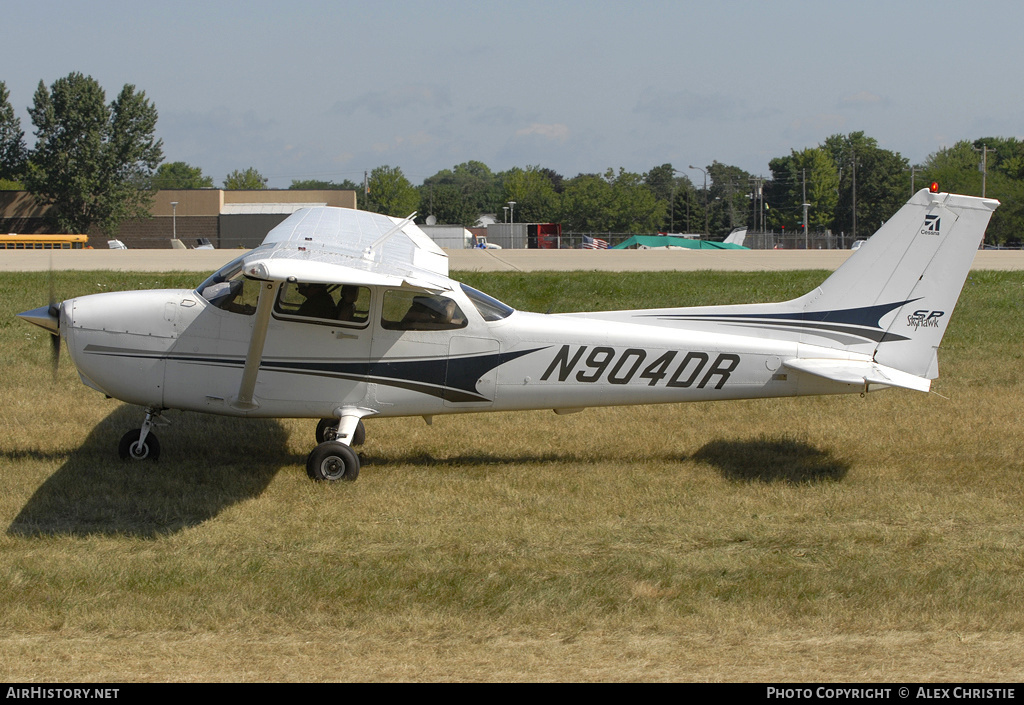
[0, 189, 357, 249]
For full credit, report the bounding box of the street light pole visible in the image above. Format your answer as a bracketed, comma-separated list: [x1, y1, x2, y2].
[170, 201, 178, 241]
[689, 165, 708, 236]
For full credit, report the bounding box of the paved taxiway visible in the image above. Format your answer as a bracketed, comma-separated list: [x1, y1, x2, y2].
[3, 248, 1024, 273]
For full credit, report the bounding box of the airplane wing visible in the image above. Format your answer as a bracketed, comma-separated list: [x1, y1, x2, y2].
[242, 207, 451, 291]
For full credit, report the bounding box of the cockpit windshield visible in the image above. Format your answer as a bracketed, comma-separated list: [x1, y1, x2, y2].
[196, 250, 266, 315]
[460, 283, 514, 321]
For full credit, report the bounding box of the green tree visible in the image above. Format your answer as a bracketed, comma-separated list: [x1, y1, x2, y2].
[609, 168, 665, 233]
[985, 137, 1024, 181]
[766, 147, 839, 231]
[289, 178, 361, 191]
[559, 173, 611, 232]
[223, 167, 267, 190]
[364, 165, 419, 217]
[644, 164, 698, 233]
[823, 132, 909, 238]
[152, 161, 214, 189]
[918, 139, 1024, 246]
[560, 168, 664, 234]
[25, 73, 163, 234]
[916, 141, 980, 194]
[705, 161, 752, 237]
[420, 161, 503, 223]
[0, 81, 27, 183]
[643, 163, 678, 203]
[501, 165, 560, 224]
[419, 182, 479, 226]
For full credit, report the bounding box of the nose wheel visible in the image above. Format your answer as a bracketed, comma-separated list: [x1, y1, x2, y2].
[118, 409, 164, 461]
[118, 429, 160, 460]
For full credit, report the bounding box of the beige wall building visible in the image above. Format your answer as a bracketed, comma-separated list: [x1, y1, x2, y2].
[0, 189, 358, 249]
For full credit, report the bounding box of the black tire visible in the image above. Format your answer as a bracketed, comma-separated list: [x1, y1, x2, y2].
[351, 419, 366, 447]
[306, 441, 360, 482]
[316, 418, 365, 446]
[118, 429, 160, 461]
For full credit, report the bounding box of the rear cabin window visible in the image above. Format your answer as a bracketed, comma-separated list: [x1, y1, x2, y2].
[380, 290, 468, 331]
[275, 283, 370, 326]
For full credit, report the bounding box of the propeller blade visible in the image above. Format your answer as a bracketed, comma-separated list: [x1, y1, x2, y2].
[50, 327, 61, 377]
[48, 255, 61, 377]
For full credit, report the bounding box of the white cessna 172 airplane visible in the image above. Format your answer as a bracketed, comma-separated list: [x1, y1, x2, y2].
[18, 185, 997, 481]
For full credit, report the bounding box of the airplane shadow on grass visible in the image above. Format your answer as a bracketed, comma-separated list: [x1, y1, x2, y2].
[362, 435, 849, 486]
[690, 435, 850, 485]
[8, 405, 296, 538]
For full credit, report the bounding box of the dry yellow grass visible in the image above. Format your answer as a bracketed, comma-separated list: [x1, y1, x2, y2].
[1, 270, 1022, 682]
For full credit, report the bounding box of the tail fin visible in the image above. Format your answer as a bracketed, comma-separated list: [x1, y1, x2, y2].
[584, 189, 997, 389]
[799, 189, 998, 378]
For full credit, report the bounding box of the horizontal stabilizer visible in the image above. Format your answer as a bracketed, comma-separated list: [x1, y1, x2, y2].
[783, 358, 931, 393]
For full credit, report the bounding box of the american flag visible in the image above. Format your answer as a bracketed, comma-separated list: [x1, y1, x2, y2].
[582, 235, 608, 250]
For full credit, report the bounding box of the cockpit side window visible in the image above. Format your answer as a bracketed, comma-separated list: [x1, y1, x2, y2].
[196, 256, 259, 315]
[380, 290, 468, 331]
[274, 283, 370, 326]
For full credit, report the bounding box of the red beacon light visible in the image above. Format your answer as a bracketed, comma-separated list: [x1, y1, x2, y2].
[929, 182, 940, 193]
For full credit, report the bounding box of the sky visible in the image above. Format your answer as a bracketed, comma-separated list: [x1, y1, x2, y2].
[5, 0, 1023, 189]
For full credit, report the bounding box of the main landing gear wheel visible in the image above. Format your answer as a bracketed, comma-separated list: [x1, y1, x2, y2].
[118, 429, 161, 461]
[316, 418, 365, 446]
[307, 442, 360, 482]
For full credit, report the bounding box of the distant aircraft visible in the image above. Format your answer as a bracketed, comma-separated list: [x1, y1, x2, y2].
[18, 186, 998, 481]
[723, 227, 747, 247]
[170, 238, 215, 250]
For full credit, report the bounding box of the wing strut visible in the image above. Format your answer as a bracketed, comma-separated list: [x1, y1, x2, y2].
[364, 212, 418, 259]
[233, 280, 281, 410]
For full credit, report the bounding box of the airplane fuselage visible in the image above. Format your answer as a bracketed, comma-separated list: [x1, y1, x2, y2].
[62, 281, 862, 422]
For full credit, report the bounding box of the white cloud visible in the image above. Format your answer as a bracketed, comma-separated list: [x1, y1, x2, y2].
[515, 123, 570, 142]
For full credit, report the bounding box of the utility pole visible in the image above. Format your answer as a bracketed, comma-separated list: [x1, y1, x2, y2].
[974, 144, 994, 197]
[749, 176, 764, 234]
[851, 153, 857, 241]
[802, 169, 810, 250]
[689, 165, 708, 236]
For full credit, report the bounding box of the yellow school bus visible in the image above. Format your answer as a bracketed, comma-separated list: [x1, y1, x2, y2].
[0, 234, 90, 250]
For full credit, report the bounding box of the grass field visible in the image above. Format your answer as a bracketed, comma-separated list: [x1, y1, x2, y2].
[1, 269, 1022, 682]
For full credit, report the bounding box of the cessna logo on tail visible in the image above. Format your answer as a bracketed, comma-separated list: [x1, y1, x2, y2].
[922, 214, 941, 235]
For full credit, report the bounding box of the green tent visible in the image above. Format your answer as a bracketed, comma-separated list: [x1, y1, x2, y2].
[611, 236, 748, 250]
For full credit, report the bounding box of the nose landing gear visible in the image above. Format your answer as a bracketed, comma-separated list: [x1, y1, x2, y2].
[118, 408, 165, 461]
